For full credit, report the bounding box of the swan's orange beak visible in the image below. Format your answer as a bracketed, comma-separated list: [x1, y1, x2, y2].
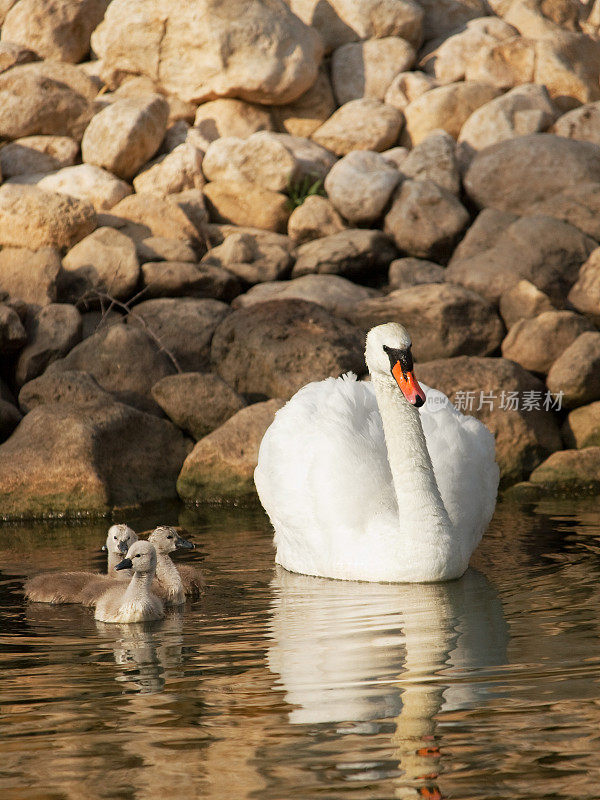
[392, 361, 426, 407]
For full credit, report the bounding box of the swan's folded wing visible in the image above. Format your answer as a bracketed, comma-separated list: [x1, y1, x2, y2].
[419, 386, 499, 555]
[255, 375, 396, 560]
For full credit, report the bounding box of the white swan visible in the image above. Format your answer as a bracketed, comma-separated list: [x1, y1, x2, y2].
[255, 323, 499, 583]
[94, 541, 164, 624]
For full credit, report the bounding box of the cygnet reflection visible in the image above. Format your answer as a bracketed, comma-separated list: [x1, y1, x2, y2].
[267, 567, 508, 726]
[95, 610, 185, 694]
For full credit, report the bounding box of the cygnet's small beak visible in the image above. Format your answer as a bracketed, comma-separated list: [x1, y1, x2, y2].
[391, 361, 426, 408]
[176, 537, 195, 550]
[101, 544, 107, 552]
[115, 557, 133, 571]
[117, 540, 130, 554]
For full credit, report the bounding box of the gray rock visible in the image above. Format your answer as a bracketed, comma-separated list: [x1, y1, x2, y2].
[546, 332, 600, 409]
[15, 304, 82, 386]
[136, 237, 198, 264]
[201, 230, 293, 285]
[450, 207, 518, 263]
[19, 369, 113, 413]
[529, 448, 600, 494]
[292, 229, 398, 281]
[499, 280, 555, 329]
[152, 372, 246, 439]
[384, 179, 470, 261]
[400, 130, 460, 194]
[287, 195, 346, 244]
[324, 150, 401, 224]
[311, 98, 403, 156]
[128, 297, 230, 372]
[140, 261, 242, 302]
[562, 401, 600, 449]
[568, 247, 600, 326]
[349, 283, 503, 361]
[0, 303, 27, 354]
[388, 257, 446, 289]
[211, 299, 365, 400]
[553, 101, 600, 145]
[525, 182, 600, 241]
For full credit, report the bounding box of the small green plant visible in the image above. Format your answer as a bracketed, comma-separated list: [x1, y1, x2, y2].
[286, 173, 326, 209]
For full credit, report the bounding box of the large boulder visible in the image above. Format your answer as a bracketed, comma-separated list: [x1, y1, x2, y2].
[399, 130, 460, 194]
[311, 98, 403, 155]
[0, 247, 61, 306]
[2, 0, 108, 63]
[0, 135, 79, 178]
[331, 37, 415, 105]
[464, 134, 600, 213]
[60, 227, 140, 304]
[127, 297, 230, 372]
[0, 399, 190, 517]
[192, 98, 274, 150]
[203, 180, 290, 233]
[48, 324, 176, 414]
[271, 68, 336, 138]
[553, 101, 600, 145]
[33, 164, 132, 212]
[177, 399, 284, 502]
[92, 0, 323, 105]
[546, 332, 600, 409]
[388, 257, 446, 289]
[0, 185, 96, 250]
[349, 283, 503, 361]
[292, 229, 398, 281]
[132, 142, 204, 197]
[417, 355, 562, 485]
[151, 372, 246, 440]
[15, 304, 82, 386]
[211, 300, 365, 399]
[81, 94, 169, 181]
[18, 369, 113, 413]
[140, 261, 241, 302]
[0, 61, 97, 140]
[102, 194, 203, 244]
[202, 132, 300, 192]
[562, 401, 600, 449]
[324, 150, 401, 225]
[501, 310, 593, 374]
[524, 182, 600, 241]
[529, 448, 600, 494]
[384, 179, 470, 261]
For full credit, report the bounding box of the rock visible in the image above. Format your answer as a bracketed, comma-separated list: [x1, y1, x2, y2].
[331, 37, 415, 105]
[287, 0, 424, 52]
[562, 402, 600, 448]
[418, 0, 489, 41]
[102, 194, 202, 244]
[546, 332, 600, 408]
[136, 237, 197, 264]
[533, 34, 600, 112]
[568, 247, 600, 326]
[140, 261, 242, 303]
[420, 16, 518, 85]
[0, 135, 78, 179]
[288, 196, 346, 244]
[127, 298, 230, 372]
[446, 215, 595, 306]
[464, 35, 536, 88]
[388, 257, 446, 289]
[192, 98, 274, 151]
[457, 84, 556, 167]
[324, 151, 401, 224]
[211, 300, 365, 399]
[529, 448, 600, 494]
[399, 130, 460, 194]
[0, 41, 37, 74]
[232, 274, 379, 317]
[271, 68, 336, 138]
[464, 133, 600, 213]
[0, 61, 97, 140]
[93, 0, 323, 105]
[349, 283, 503, 361]
[60, 227, 140, 304]
[384, 71, 437, 111]
[34, 164, 132, 211]
[0, 400, 22, 443]
[15, 304, 82, 386]
[402, 81, 501, 146]
[202, 133, 300, 192]
[0, 304, 27, 353]
[0, 399, 190, 517]
[311, 99, 403, 155]
[292, 229, 398, 281]
[18, 369, 113, 413]
[161, 189, 208, 237]
[79, 310, 123, 340]
[203, 180, 290, 233]
[132, 142, 204, 196]
[0, 185, 96, 250]
[501, 310, 593, 374]
[81, 94, 169, 181]
[525, 182, 600, 241]
[451, 207, 518, 262]
[162, 120, 191, 153]
[267, 133, 338, 182]
[48, 324, 177, 414]
[499, 280, 555, 329]
[553, 101, 600, 145]
[151, 372, 246, 440]
[0, 247, 61, 306]
[384, 179, 470, 261]
[416, 355, 562, 485]
[492, 0, 581, 38]
[2, 0, 108, 63]
[177, 399, 284, 502]
[201, 230, 293, 285]
[381, 146, 410, 169]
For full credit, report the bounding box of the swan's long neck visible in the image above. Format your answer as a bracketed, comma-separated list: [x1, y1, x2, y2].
[155, 552, 185, 602]
[372, 374, 453, 539]
[123, 569, 155, 604]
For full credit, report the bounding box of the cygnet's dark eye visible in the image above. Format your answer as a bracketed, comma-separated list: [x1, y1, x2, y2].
[167, 535, 173, 539]
[135, 554, 140, 558]
[114, 536, 117, 539]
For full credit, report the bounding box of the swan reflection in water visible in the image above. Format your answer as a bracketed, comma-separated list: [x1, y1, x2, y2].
[267, 567, 508, 798]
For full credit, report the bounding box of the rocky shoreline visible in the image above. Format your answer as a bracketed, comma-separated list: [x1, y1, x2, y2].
[0, 0, 599, 518]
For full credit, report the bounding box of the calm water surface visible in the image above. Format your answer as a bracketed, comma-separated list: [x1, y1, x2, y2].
[1, 498, 600, 799]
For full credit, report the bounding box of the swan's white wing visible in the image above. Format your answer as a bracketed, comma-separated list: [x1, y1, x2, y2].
[419, 385, 499, 556]
[255, 375, 396, 573]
